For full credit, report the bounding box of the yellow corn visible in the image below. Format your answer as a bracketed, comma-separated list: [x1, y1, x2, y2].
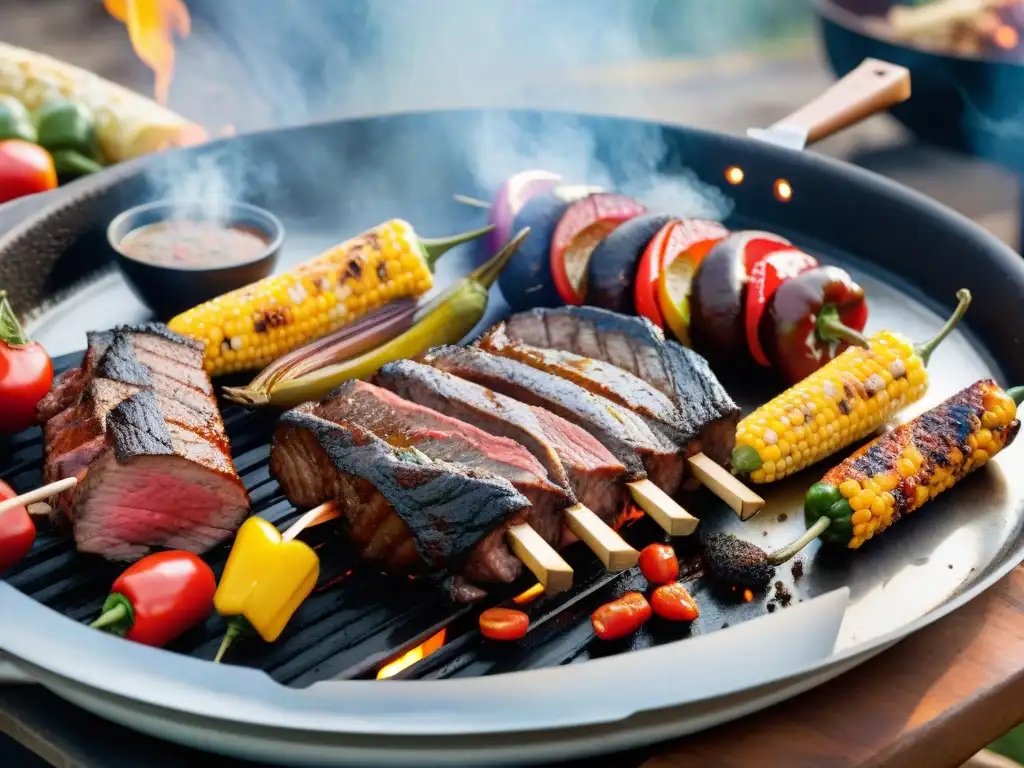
[734, 330, 927, 483]
[732, 290, 972, 484]
[167, 219, 491, 377]
[0, 41, 204, 163]
[822, 380, 1021, 549]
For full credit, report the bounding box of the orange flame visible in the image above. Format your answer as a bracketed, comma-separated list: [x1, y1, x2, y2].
[105, 0, 191, 105]
[376, 630, 447, 680]
[994, 24, 1020, 50]
[513, 583, 545, 604]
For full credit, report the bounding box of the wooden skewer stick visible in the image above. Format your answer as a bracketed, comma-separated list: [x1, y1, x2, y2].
[563, 504, 639, 571]
[452, 193, 492, 209]
[507, 523, 574, 594]
[888, 0, 1001, 37]
[627, 479, 699, 537]
[687, 453, 765, 521]
[281, 501, 342, 541]
[0, 477, 77, 518]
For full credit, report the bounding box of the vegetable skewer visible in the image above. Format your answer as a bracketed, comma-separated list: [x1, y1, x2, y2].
[706, 378, 1023, 590]
[731, 288, 972, 484]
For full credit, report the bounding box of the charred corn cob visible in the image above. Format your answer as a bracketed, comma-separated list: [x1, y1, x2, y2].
[167, 219, 493, 376]
[702, 379, 1023, 591]
[731, 289, 972, 483]
[0, 41, 204, 163]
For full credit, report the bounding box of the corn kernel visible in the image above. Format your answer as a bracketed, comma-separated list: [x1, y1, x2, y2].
[839, 479, 861, 498]
[870, 497, 886, 517]
[850, 491, 874, 512]
[851, 509, 872, 525]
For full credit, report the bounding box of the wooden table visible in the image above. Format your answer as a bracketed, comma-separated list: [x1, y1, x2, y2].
[2, 37, 1024, 768]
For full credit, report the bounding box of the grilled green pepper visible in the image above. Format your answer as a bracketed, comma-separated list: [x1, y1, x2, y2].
[33, 100, 103, 177]
[0, 96, 36, 143]
[802, 482, 852, 546]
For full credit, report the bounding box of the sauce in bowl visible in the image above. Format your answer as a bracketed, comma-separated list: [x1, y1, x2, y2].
[118, 219, 271, 270]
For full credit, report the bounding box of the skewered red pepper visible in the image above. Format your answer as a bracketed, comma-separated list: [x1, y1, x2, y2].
[479, 607, 530, 641]
[0, 291, 53, 434]
[0, 480, 35, 574]
[591, 592, 652, 641]
[761, 265, 869, 385]
[650, 582, 700, 622]
[90, 551, 217, 647]
[638, 543, 679, 585]
[744, 249, 819, 367]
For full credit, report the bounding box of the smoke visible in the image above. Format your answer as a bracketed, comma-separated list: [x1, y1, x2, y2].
[151, 0, 810, 227]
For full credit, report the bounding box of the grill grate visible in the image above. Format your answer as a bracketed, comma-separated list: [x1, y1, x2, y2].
[1, 352, 770, 688]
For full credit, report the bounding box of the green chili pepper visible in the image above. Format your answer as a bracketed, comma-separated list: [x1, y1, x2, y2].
[50, 148, 105, 179]
[0, 96, 36, 143]
[34, 100, 99, 159]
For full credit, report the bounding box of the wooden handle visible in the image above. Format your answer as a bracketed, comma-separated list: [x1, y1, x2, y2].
[281, 501, 341, 541]
[564, 504, 639, 572]
[507, 523, 574, 594]
[0, 477, 77, 518]
[687, 453, 765, 521]
[627, 479, 699, 537]
[769, 58, 911, 147]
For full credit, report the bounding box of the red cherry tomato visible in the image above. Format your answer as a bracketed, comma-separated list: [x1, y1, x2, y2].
[0, 292, 53, 434]
[0, 140, 57, 205]
[638, 543, 680, 585]
[591, 592, 652, 641]
[651, 583, 700, 622]
[479, 607, 530, 641]
[0, 480, 35, 574]
[744, 249, 819, 367]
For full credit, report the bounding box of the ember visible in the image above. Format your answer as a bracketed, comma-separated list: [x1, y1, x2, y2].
[376, 629, 447, 680]
[514, 583, 546, 604]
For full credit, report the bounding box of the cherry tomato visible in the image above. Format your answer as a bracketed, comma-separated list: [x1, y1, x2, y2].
[479, 607, 530, 641]
[591, 592, 652, 641]
[638, 543, 679, 585]
[0, 480, 35, 574]
[744, 249, 819, 367]
[651, 582, 700, 622]
[0, 291, 53, 434]
[0, 140, 57, 205]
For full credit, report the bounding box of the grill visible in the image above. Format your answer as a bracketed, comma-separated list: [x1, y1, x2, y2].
[1, 352, 771, 688]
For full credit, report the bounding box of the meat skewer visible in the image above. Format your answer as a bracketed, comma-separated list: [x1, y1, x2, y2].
[289, 380, 639, 571]
[271, 409, 575, 600]
[497, 305, 762, 519]
[0, 477, 77, 517]
[421, 345, 700, 536]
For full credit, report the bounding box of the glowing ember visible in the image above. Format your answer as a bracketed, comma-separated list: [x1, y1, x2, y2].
[994, 24, 1020, 50]
[773, 179, 793, 203]
[513, 583, 545, 604]
[725, 166, 745, 185]
[104, 0, 191, 105]
[615, 505, 647, 528]
[376, 629, 447, 679]
[743, 589, 753, 603]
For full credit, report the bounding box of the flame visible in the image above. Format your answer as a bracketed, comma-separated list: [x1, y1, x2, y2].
[513, 583, 546, 604]
[725, 166, 745, 185]
[994, 24, 1020, 50]
[376, 629, 447, 679]
[105, 0, 191, 105]
[773, 179, 793, 202]
[615, 505, 647, 528]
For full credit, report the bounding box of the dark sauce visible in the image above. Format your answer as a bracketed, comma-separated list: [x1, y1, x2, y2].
[118, 219, 270, 269]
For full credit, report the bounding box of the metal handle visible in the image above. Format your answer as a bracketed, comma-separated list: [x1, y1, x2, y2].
[0, 654, 33, 685]
[770, 58, 911, 147]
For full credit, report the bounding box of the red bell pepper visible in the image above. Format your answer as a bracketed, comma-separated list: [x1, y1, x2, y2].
[744, 249, 820, 367]
[0, 140, 57, 205]
[90, 550, 217, 647]
[0, 291, 54, 434]
[0, 480, 35, 574]
[761, 265, 870, 385]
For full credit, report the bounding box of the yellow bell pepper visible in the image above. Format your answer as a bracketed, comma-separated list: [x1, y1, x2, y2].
[212, 516, 320, 662]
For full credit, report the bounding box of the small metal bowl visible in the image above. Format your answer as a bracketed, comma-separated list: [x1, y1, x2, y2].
[107, 200, 285, 320]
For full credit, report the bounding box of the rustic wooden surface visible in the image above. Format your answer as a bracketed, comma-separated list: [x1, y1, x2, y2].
[3, 5, 1024, 768]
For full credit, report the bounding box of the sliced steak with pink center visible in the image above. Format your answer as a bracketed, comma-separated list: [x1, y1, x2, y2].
[271, 409, 532, 602]
[374, 360, 629, 532]
[421, 346, 684, 495]
[502, 306, 741, 477]
[299, 380, 571, 548]
[70, 390, 249, 561]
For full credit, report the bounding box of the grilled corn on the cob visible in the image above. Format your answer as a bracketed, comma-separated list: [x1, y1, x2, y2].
[167, 219, 492, 376]
[731, 289, 971, 483]
[0, 41, 204, 162]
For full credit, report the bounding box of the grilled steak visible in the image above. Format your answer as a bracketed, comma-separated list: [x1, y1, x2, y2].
[300, 380, 570, 548]
[67, 389, 249, 561]
[502, 306, 741, 472]
[271, 409, 532, 602]
[375, 360, 629, 530]
[478, 322, 691, 446]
